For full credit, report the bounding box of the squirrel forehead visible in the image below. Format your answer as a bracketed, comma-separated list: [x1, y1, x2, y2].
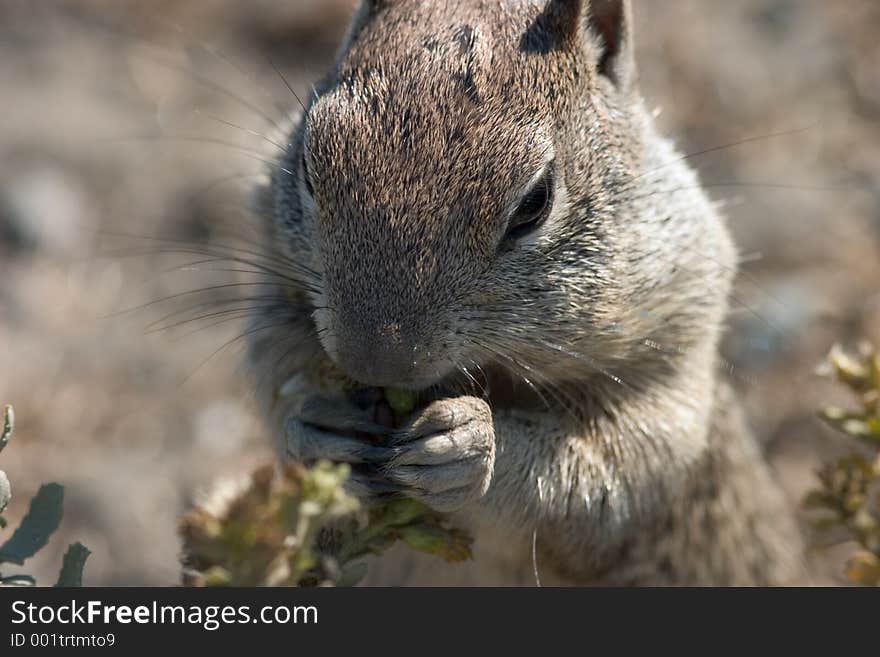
[303, 3, 572, 223]
[307, 73, 550, 197]
[334, 1, 584, 108]
[306, 81, 551, 259]
[313, 0, 584, 128]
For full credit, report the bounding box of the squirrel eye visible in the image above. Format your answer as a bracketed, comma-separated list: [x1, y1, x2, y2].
[504, 167, 554, 242]
[301, 149, 315, 197]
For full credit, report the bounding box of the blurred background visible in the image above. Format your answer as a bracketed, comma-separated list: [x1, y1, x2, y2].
[0, 0, 877, 585]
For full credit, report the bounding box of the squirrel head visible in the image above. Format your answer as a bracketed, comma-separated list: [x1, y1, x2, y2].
[267, 0, 732, 391]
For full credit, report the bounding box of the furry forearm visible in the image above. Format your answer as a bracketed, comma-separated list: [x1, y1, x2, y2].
[462, 382, 713, 579]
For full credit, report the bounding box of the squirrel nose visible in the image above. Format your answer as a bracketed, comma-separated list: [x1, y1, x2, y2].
[333, 321, 422, 387]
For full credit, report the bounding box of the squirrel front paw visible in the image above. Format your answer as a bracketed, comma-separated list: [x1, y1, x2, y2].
[284, 394, 402, 502]
[284, 392, 495, 513]
[385, 396, 496, 513]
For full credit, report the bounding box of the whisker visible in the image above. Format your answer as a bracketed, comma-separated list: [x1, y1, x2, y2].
[167, 310, 283, 342]
[179, 319, 297, 387]
[193, 110, 287, 153]
[461, 335, 583, 418]
[531, 339, 630, 390]
[273, 326, 325, 376]
[96, 135, 291, 174]
[174, 171, 266, 215]
[175, 30, 293, 119]
[99, 244, 319, 293]
[143, 296, 292, 332]
[127, 50, 288, 133]
[266, 54, 307, 113]
[97, 229, 319, 279]
[452, 359, 483, 397]
[625, 180, 847, 207]
[635, 125, 816, 182]
[102, 283, 295, 319]
[162, 311, 265, 341]
[467, 357, 491, 399]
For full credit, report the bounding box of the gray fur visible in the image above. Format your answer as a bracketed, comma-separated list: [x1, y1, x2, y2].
[246, 0, 805, 585]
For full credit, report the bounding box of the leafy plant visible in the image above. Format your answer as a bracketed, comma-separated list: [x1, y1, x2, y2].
[181, 370, 473, 587]
[0, 405, 90, 587]
[180, 461, 471, 587]
[804, 344, 880, 585]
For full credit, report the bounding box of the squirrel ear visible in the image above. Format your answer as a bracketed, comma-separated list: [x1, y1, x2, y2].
[585, 0, 635, 88]
[522, 1, 635, 89]
[520, 1, 583, 54]
[360, 0, 395, 15]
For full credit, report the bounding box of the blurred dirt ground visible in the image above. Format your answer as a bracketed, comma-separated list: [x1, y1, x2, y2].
[0, 1, 877, 585]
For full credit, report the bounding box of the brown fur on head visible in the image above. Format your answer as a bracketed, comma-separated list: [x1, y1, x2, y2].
[265, 0, 734, 397]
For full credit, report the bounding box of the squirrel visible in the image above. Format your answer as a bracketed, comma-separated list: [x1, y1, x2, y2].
[245, 0, 806, 585]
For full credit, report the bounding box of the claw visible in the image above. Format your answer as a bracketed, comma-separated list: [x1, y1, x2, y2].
[346, 472, 407, 498]
[299, 395, 393, 435]
[413, 486, 475, 514]
[387, 433, 484, 466]
[348, 387, 384, 411]
[386, 460, 484, 493]
[286, 419, 394, 464]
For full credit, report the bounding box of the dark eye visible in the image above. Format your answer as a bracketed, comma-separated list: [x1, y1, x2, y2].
[504, 167, 554, 242]
[301, 149, 315, 197]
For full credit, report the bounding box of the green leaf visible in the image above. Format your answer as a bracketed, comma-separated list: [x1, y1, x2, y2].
[845, 552, 880, 586]
[0, 470, 10, 515]
[0, 483, 64, 565]
[802, 490, 830, 510]
[0, 405, 12, 454]
[336, 561, 368, 587]
[369, 498, 428, 528]
[385, 388, 417, 416]
[55, 542, 90, 587]
[809, 514, 842, 532]
[397, 524, 472, 562]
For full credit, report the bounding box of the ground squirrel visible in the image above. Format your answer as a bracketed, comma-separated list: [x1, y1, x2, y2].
[246, 0, 806, 585]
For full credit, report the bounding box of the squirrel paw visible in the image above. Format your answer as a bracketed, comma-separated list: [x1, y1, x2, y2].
[385, 396, 496, 513]
[284, 394, 402, 503]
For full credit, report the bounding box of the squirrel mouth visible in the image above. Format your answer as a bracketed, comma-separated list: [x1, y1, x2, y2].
[330, 354, 454, 392]
[316, 328, 453, 391]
